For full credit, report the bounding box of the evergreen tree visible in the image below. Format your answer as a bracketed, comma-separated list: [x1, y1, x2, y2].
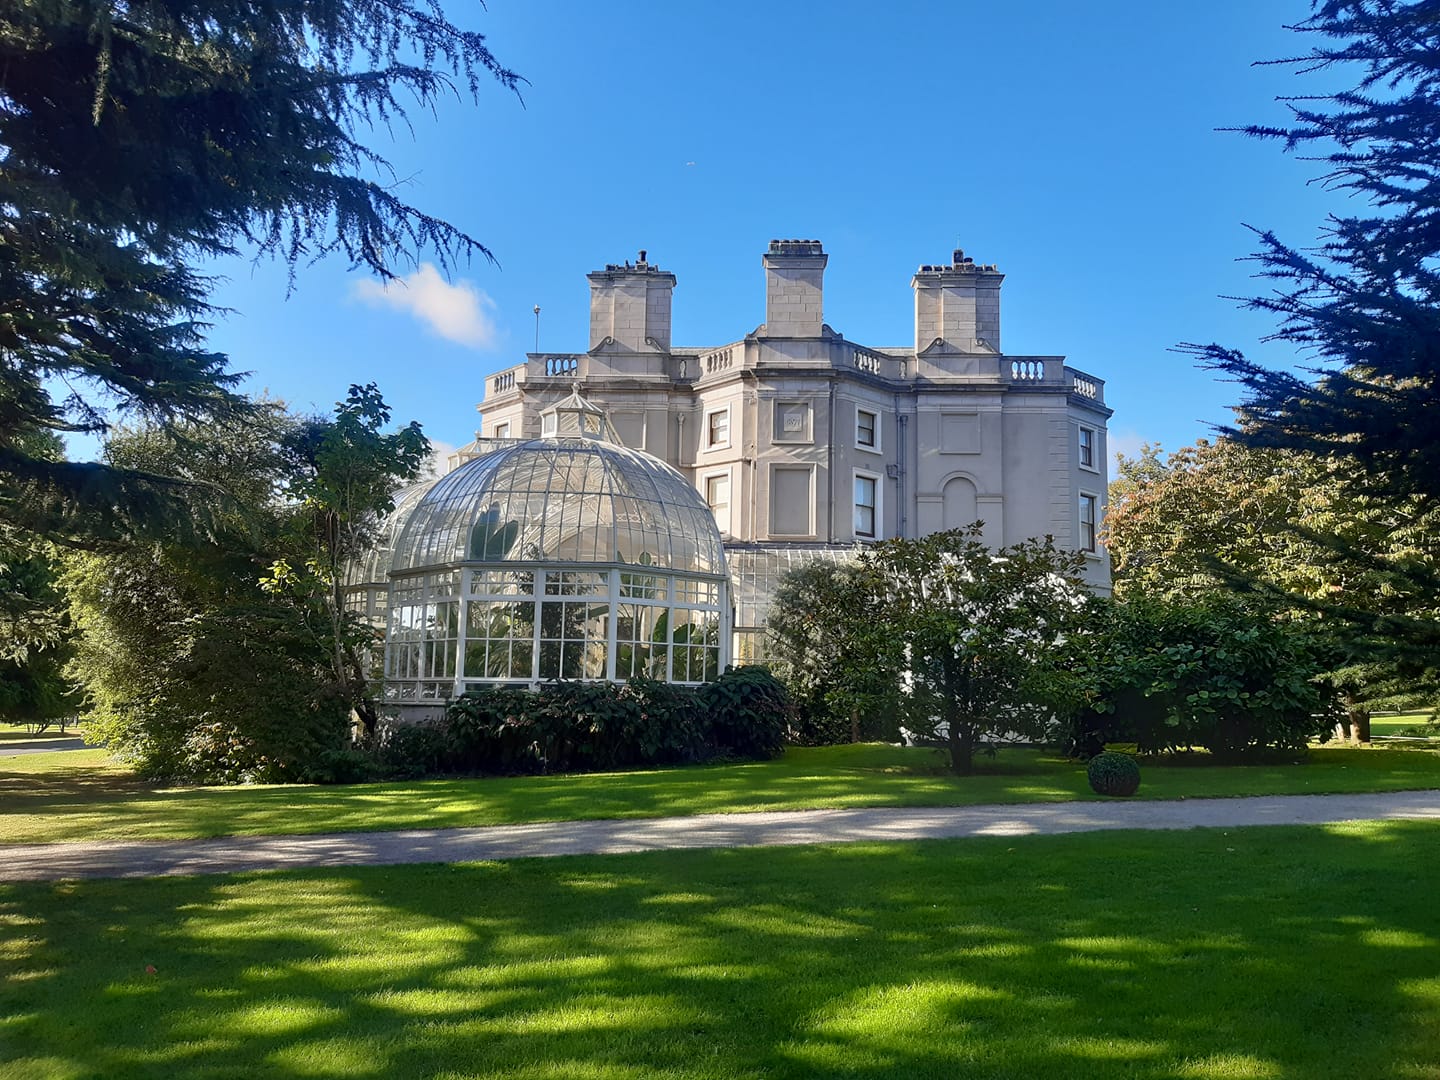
[0, 432, 68, 656]
[1188, 0, 1440, 504]
[0, 0, 519, 544]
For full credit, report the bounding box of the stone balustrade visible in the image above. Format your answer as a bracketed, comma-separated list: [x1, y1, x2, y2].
[702, 346, 735, 375]
[1065, 367, 1104, 403]
[1008, 358, 1049, 382]
[486, 344, 1104, 409]
[850, 344, 893, 376]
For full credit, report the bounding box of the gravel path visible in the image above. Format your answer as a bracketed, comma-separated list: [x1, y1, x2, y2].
[0, 738, 88, 758]
[3, 790, 1439, 882]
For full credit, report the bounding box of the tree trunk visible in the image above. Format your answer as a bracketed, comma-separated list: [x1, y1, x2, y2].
[353, 698, 378, 740]
[947, 707, 974, 774]
[949, 728, 974, 774]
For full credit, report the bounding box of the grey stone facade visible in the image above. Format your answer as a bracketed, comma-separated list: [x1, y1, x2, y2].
[472, 240, 1112, 655]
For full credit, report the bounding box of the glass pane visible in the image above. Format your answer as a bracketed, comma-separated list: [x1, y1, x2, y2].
[510, 638, 534, 679]
[539, 638, 562, 680]
[395, 442, 595, 571]
[857, 410, 875, 446]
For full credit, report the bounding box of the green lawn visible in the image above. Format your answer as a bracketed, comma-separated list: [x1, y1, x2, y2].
[1371, 711, 1439, 738]
[0, 721, 81, 744]
[7, 742, 1440, 847]
[3, 822, 1439, 1078]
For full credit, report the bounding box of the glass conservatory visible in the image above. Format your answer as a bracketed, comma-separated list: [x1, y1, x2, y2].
[381, 390, 730, 714]
[341, 477, 439, 626]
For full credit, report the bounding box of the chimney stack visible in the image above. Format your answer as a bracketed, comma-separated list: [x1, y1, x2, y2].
[912, 246, 1004, 354]
[587, 252, 676, 351]
[762, 239, 827, 337]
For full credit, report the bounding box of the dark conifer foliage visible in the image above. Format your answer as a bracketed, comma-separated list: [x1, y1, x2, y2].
[0, 0, 519, 544]
[1187, 0, 1440, 504]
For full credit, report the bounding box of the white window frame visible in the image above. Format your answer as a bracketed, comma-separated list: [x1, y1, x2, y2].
[540, 412, 557, 437]
[855, 407, 881, 454]
[1078, 425, 1098, 472]
[853, 469, 882, 540]
[703, 404, 732, 451]
[1079, 491, 1100, 554]
[702, 469, 732, 536]
[493, 421, 511, 440]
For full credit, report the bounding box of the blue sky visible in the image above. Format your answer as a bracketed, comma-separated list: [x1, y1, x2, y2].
[190, 0, 1343, 468]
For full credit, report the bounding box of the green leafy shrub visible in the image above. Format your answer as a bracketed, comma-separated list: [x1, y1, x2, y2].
[767, 561, 903, 746]
[700, 666, 790, 759]
[1087, 751, 1141, 797]
[618, 677, 707, 763]
[771, 529, 1089, 773]
[157, 621, 353, 784]
[441, 670, 788, 776]
[376, 724, 452, 779]
[786, 708, 857, 747]
[1074, 596, 1338, 759]
[446, 686, 544, 773]
[305, 746, 385, 784]
[535, 681, 640, 771]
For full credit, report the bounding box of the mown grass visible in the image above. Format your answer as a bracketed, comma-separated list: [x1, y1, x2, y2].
[6, 741, 1440, 847]
[1371, 711, 1439, 738]
[3, 822, 1439, 1078]
[0, 721, 81, 745]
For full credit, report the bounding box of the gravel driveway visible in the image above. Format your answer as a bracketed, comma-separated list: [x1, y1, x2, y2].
[3, 790, 1438, 882]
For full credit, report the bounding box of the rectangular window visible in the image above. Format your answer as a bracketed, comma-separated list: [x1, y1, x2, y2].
[494, 421, 511, 440]
[854, 474, 878, 538]
[538, 597, 608, 680]
[1079, 493, 1098, 552]
[1079, 426, 1096, 469]
[705, 407, 730, 449]
[856, 408, 877, 450]
[543, 570, 607, 596]
[704, 473, 731, 535]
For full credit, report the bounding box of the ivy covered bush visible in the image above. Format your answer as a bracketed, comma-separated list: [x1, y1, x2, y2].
[1087, 751, 1141, 797]
[432, 667, 791, 776]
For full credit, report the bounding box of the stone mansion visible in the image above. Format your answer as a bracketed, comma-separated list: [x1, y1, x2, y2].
[468, 239, 1112, 657]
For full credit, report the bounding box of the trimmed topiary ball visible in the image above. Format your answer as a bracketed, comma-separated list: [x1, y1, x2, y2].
[1087, 751, 1141, 797]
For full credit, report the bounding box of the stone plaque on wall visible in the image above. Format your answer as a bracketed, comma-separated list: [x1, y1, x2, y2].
[773, 401, 812, 443]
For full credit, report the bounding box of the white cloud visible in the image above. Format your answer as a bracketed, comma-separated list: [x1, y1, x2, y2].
[424, 439, 458, 479]
[353, 263, 498, 349]
[1107, 428, 1154, 469]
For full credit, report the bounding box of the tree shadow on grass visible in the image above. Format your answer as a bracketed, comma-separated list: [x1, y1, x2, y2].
[4, 823, 1440, 1078]
[0, 761, 154, 800]
[0, 748, 1091, 846]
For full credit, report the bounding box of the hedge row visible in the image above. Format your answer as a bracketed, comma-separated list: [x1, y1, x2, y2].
[379, 667, 791, 777]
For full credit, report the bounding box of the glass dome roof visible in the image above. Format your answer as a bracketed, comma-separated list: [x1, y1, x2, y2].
[343, 477, 440, 589]
[390, 435, 726, 576]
